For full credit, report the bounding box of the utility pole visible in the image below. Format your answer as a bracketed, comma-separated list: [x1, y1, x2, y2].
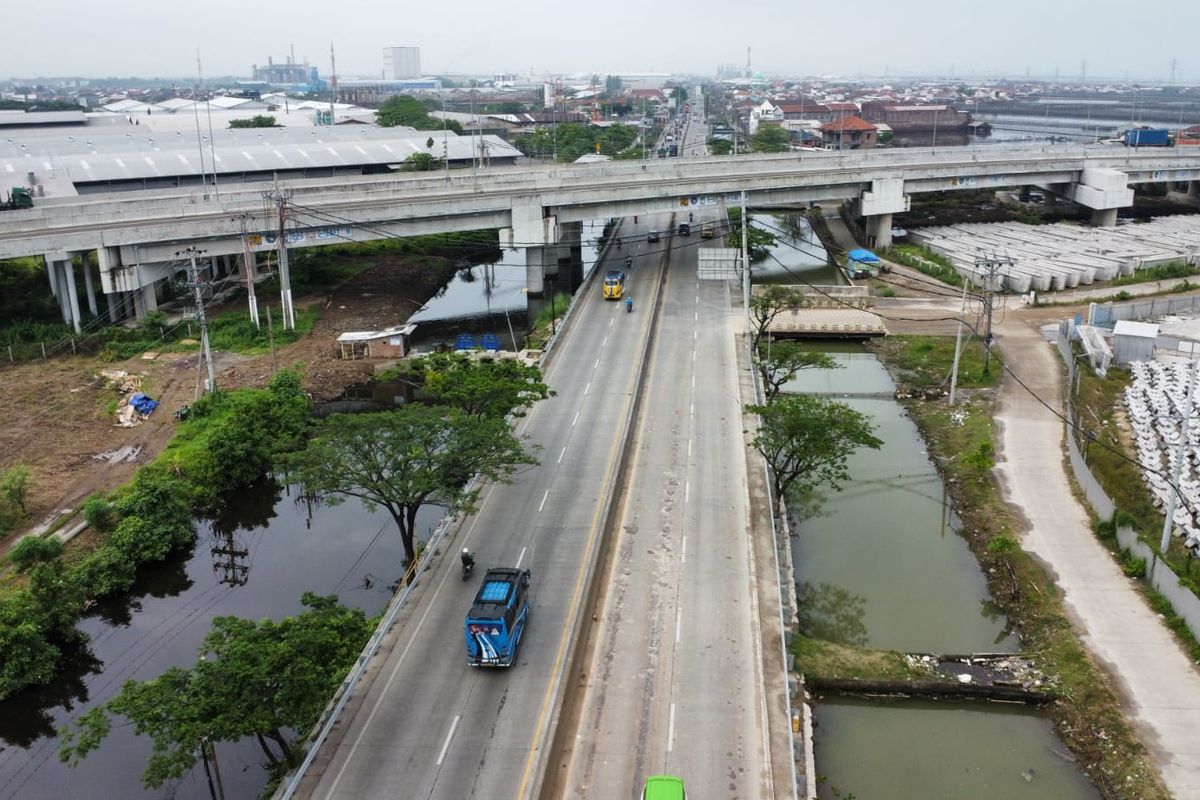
[329, 42, 338, 126]
[198, 50, 219, 200]
[238, 215, 260, 329]
[264, 182, 296, 330]
[740, 190, 751, 325]
[179, 247, 217, 395]
[948, 278, 971, 405]
[974, 250, 1010, 376]
[212, 530, 249, 586]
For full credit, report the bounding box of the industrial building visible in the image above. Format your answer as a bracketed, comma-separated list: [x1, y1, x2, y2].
[251, 56, 316, 87]
[383, 47, 421, 80]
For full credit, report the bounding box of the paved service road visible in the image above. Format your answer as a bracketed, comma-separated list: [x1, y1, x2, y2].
[299, 221, 667, 799]
[561, 209, 772, 798]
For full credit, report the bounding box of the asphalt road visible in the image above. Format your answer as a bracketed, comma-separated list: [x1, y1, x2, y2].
[299, 223, 667, 799]
[561, 209, 771, 798]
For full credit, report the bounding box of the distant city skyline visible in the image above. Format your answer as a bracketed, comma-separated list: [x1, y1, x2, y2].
[2, 0, 1197, 84]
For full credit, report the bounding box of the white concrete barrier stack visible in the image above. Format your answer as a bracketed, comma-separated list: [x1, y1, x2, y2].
[910, 216, 1200, 293]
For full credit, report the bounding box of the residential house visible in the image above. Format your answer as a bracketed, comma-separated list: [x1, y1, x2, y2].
[820, 116, 877, 150]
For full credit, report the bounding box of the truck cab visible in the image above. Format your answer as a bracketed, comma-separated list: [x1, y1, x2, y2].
[465, 568, 531, 667]
[603, 269, 626, 300]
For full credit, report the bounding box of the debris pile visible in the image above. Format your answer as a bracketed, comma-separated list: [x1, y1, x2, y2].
[100, 369, 159, 427]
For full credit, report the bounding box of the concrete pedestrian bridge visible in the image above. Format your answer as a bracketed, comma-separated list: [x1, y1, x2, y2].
[2, 144, 1198, 329]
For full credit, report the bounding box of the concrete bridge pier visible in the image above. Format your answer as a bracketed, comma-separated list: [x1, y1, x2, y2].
[46, 255, 83, 333]
[1067, 168, 1133, 227]
[80, 254, 99, 318]
[860, 178, 909, 250]
[502, 200, 557, 298]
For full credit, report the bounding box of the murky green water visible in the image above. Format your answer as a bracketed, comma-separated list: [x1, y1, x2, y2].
[791, 347, 1097, 800]
[789, 350, 1013, 653]
[814, 698, 1098, 800]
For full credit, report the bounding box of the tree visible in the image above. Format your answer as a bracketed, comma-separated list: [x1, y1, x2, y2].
[412, 353, 553, 418]
[708, 138, 733, 156]
[756, 341, 838, 401]
[724, 206, 777, 263]
[748, 284, 804, 353]
[605, 75, 622, 94]
[59, 593, 372, 789]
[228, 115, 277, 129]
[400, 152, 442, 172]
[750, 125, 791, 153]
[284, 407, 538, 564]
[748, 394, 882, 501]
[376, 95, 462, 134]
[1, 464, 31, 514]
[670, 86, 688, 104]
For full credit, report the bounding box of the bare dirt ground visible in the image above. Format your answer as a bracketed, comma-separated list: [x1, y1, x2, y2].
[0, 260, 441, 550]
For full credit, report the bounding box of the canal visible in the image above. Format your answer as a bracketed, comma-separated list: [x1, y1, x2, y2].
[784, 347, 1097, 799]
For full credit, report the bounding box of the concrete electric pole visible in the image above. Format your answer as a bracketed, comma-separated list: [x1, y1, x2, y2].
[178, 247, 217, 396]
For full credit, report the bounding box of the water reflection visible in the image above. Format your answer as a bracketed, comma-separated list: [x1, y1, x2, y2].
[797, 582, 868, 647]
[750, 212, 840, 287]
[0, 644, 101, 748]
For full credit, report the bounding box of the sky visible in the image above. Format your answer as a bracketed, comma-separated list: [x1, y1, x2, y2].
[2, 0, 1198, 83]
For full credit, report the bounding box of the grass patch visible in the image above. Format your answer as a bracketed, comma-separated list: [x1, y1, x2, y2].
[882, 244, 963, 287]
[97, 306, 318, 361]
[1110, 261, 1199, 287]
[790, 635, 928, 682]
[870, 335, 1000, 391]
[868, 335, 1170, 800]
[524, 292, 573, 350]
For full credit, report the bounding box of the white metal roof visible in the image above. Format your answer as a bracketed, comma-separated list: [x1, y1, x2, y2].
[337, 323, 416, 342]
[1113, 320, 1160, 339]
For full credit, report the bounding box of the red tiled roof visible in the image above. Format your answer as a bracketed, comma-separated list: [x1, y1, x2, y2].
[821, 116, 876, 132]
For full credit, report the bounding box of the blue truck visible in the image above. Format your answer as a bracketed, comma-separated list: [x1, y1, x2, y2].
[465, 567, 531, 667]
[1123, 128, 1171, 147]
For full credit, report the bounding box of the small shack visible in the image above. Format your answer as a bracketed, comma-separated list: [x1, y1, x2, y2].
[336, 323, 415, 360]
[846, 248, 882, 279]
[1112, 320, 1158, 365]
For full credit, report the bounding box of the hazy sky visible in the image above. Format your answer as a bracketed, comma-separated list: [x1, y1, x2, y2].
[3, 0, 1197, 82]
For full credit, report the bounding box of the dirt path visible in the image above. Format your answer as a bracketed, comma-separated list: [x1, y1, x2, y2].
[993, 318, 1200, 797]
[0, 260, 445, 550]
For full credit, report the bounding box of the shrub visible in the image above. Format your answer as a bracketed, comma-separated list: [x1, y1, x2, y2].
[0, 596, 62, 698]
[83, 496, 117, 532]
[74, 547, 138, 601]
[0, 464, 31, 514]
[9, 536, 64, 572]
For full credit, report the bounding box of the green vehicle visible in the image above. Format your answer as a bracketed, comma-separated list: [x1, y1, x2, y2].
[641, 775, 686, 800]
[1, 187, 33, 211]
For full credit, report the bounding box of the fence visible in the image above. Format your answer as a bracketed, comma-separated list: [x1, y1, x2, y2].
[1088, 294, 1200, 327]
[1060, 329, 1200, 641]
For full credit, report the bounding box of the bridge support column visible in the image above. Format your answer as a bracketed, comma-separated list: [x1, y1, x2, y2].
[46, 257, 59, 298]
[1190, 181, 1200, 200]
[561, 221, 584, 291]
[81, 255, 98, 317]
[141, 279, 159, 316]
[860, 178, 908, 250]
[502, 199, 557, 298]
[866, 213, 893, 249]
[63, 259, 82, 334]
[1067, 168, 1132, 229]
[105, 291, 121, 324]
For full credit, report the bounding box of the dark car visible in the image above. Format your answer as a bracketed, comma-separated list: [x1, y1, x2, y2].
[647, 230, 661, 243]
[678, 223, 691, 236]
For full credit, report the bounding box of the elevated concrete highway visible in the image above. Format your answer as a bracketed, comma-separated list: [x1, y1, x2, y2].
[4, 144, 1199, 329]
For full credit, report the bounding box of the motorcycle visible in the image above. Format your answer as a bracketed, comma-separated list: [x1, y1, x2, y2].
[461, 553, 475, 581]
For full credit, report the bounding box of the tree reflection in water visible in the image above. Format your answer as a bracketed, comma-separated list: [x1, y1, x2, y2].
[797, 581, 869, 647]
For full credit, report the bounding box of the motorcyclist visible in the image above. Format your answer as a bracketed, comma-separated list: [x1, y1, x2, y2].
[616, 237, 622, 249]
[625, 295, 633, 313]
[688, 212, 693, 222]
[461, 548, 475, 570]
[626, 255, 633, 269]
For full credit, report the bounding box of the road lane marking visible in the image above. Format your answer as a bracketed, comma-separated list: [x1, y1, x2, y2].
[687, 439, 692, 458]
[602, 336, 608, 346]
[594, 357, 600, 369]
[538, 489, 550, 512]
[584, 381, 592, 395]
[558, 446, 567, 464]
[691, 350, 696, 362]
[436, 715, 462, 766]
[516, 546, 527, 569]
[691, 374, 695, 389]
[684, 481, 689, 505]
[694, 330, 698, 340]
[667, 703, 677, 753]
[681, 535, 687, 564]
[694, 312, 698, 321]
[675, 608, 682, 644]
[689, 403, 694, 418]
[572, 411, 580, 427]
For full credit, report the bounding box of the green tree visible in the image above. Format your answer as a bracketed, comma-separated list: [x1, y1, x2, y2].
[59, 593, 372, 788]
[748, 284, 804, 353]
[708, 138, 733, 156]
[724, 207, 777, 262]
[750, 125, 791, 153]
[8, 536, 63, 572]
[376, 95, 462, 134]
[756, 341, 838, 401]
[1, 464, 31, 514]
[284, 407, 538, 564]
[605, 75, 622, 94]
[670, 86, 689, 104]
[400, 152, 442, 172]
[412, 353, 553, 418]
[748, 394, 882, 501]
[228, 115, 277, 129]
